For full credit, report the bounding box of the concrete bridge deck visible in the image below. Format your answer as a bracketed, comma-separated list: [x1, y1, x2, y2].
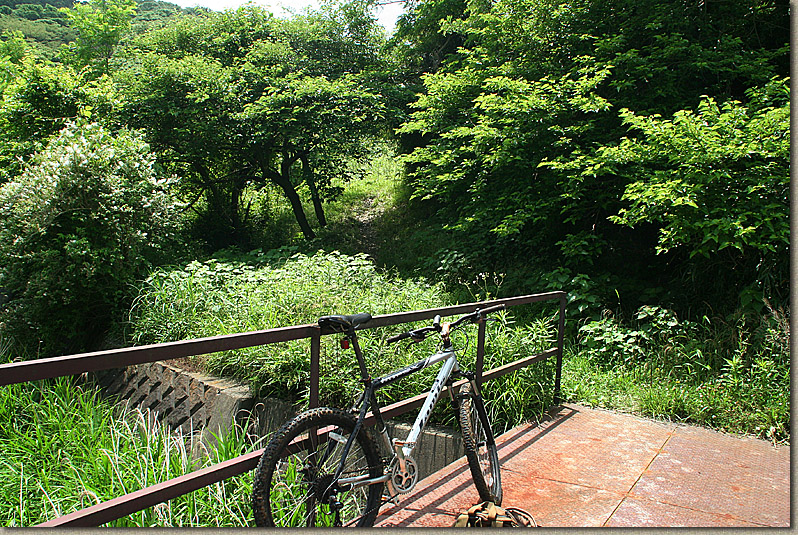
[375, 404, 790, 528]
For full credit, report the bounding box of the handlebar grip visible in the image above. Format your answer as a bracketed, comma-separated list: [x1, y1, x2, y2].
[387, 331, 411, 344]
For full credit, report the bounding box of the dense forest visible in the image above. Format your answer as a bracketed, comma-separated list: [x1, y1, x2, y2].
[0, 0, 790, 525]
[0, 0, 788, 351]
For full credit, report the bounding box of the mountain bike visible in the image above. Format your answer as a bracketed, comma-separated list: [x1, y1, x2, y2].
[251, 304, 506, 527]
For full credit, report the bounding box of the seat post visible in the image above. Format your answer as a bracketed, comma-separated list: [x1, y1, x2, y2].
[348, 330, 372, 383]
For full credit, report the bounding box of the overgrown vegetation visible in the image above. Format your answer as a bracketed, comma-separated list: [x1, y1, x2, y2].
[0, 377, 258, 526]
[129, 250, 557, 433]
[563, 304, 790, 442]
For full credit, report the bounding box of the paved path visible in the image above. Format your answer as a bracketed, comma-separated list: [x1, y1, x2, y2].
[375, 404, 790, 528]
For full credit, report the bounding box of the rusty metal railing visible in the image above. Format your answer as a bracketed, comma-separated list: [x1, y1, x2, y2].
[0, 291, 566, 527]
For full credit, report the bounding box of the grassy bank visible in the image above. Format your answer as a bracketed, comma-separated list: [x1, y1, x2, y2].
[0, 377, 256, 526]
[560, 306, 790, 443]
[128, 249, 790, 443]
[129, 250, 560, 432]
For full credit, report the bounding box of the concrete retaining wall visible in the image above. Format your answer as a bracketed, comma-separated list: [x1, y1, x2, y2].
[91, 360, 254, 438]
[91, 361, 464, 479]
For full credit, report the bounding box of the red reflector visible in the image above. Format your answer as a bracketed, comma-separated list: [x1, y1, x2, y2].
[340, 338, 350, 349]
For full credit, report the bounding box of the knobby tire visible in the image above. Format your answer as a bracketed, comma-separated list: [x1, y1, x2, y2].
[251, 407, 384, 527]
[458, 382, 502, 505]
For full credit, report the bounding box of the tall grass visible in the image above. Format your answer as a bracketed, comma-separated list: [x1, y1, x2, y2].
[561, 305, 790, 443]
[129, 250, 561, 430]
[129, 246, 789, 445]
[0, 377, 261, 526]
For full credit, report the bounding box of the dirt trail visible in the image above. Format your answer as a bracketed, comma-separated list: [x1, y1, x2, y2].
[352, 193, 389, 259]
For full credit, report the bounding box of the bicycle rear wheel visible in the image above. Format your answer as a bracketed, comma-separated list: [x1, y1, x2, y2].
[252, 407, 384, 527]
[458, 382, 502, 505]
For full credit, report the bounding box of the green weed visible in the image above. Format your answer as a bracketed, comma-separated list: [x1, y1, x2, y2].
[562, 305, 790, 442]
[0, 377, 264, 526]
[129, 250, 562, 432]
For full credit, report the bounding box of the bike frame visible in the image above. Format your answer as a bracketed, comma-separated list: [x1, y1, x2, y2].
[331, 330, 473, 496]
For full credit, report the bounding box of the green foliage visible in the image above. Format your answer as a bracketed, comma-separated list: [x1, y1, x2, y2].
[553, 79, 790, 309]
[116, 4, 390, 246]
[0, 0, 191, 58]
[0, 55, 113, 182]
[570, 80, 789, 259]
[131, 0, 188, 32]
[0, 28, 27, 62]
[396, 0, 789, 319]
[0, 8, 76, 59]
[129, 250, 559, 431]
[0, 29, 26, 89]
[58, 0, 137, 74]
[388, 0, 468, 75]
[478, 316, 558, 433]
[0, 377, 259, 526]
[569, 305, 789, 441]
[0, 122, 181, 357]
[130, 250, 449, 401]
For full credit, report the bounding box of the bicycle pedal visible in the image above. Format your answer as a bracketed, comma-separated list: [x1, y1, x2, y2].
[382, 493, 400, 506]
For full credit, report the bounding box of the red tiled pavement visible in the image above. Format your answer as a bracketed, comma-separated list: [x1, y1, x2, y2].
[375, 404, 790, 528]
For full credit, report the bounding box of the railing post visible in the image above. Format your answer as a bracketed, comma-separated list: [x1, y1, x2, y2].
[476, 320, 486, 387]
[554, 293, 566, 403]
[310, 327, 321, 409]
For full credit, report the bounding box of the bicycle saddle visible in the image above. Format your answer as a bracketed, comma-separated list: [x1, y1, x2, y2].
[318, 313, 372, 330]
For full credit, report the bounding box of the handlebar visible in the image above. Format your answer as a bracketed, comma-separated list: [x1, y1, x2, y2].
[386, 304, 506, 345]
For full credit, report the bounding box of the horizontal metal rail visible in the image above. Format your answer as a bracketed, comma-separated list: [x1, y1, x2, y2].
[0, 325, 317, 387]
[0, 292, 564, 387]
[0, 291, 566, 527]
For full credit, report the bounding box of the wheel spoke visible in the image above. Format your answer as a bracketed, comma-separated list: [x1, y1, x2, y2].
[252, 407, 384, 527]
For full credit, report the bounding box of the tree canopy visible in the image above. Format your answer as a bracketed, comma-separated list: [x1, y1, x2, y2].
[0, 0, 789, 357]
[115, 4, 387, 244]
[397, 0, 788, 314]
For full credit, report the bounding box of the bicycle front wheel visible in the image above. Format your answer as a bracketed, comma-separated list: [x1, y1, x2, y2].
[458, 382, 502, 505]
[251, 407, 384, 527]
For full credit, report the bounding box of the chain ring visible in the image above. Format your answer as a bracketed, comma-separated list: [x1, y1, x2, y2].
[390, 457, 419, 494]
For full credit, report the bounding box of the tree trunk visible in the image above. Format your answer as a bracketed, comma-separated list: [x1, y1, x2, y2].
[301, 155, 327, 228]
[262, 156, 316, 240]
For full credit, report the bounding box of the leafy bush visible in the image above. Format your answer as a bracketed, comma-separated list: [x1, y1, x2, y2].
[568, 304, 789, 441]
[559, 79, 790, 312]
[0, 56, 112, 182]
[0, 122, 180, 357]
[578, 315, 647, 367]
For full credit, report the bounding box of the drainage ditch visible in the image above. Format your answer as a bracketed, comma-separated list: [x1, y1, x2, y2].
[90, 360, 464, 481]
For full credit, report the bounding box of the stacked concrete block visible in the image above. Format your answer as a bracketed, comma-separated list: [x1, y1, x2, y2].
[90, 361, 253, 440]
[90, 361, 465, 475]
